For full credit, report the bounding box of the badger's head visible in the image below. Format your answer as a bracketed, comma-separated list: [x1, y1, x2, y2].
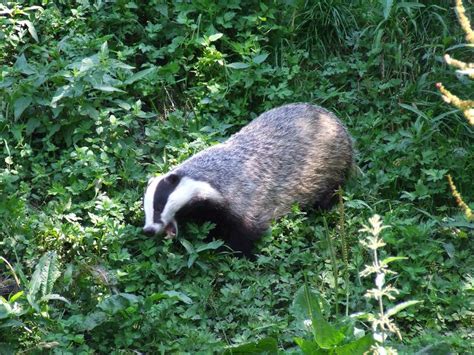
[143, 172, 223, 238]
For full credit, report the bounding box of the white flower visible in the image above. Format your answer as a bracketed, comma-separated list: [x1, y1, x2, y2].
[373, 332, 387, 343]
[353, 327, 365, 339]
[375, 272, 385, 288]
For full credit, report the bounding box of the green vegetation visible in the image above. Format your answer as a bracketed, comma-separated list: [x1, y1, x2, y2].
[1, 0, 472, 353]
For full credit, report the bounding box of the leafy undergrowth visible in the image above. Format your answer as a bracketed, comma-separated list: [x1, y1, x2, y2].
[0, 1, 473, 353]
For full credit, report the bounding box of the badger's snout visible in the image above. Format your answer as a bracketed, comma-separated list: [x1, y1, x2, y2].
[143, 225, 157, 236]
[143, 220, 178, 238]
[143, 223, 164, 236]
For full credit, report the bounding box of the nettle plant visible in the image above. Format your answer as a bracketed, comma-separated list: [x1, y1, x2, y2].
[436, 0, 474, 222]
[357, 215, 421, 355]
[224, 215, 421, 354]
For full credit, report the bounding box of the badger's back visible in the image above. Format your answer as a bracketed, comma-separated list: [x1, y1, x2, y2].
[174, 103, 353, 229]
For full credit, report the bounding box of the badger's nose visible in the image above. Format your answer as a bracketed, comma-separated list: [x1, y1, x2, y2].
[143, 226, 156, 236]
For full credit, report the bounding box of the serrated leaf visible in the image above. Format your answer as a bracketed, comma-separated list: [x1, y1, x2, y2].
[0, 302, 12, 319]
[28, 252, 61, 302]
[253, 53, 269, 64]
[20, 20, 39, 42]
[51, 85, 72, 106]
[125, 67, 156, 85]
[40, 294, 71, 305]
[414, 342, 453, 355]
[334, 334, 374, 354]
[294, 337, 325, 354]
[293, 285, 345, 348]
[112, 60, 135, 70]
[162, 291, 193, 304]
[223, 337, 278, 354]
[208, 33, 223, 42]
[226, 62, 250, 69]
[26, 117, 41, 135]
[81, 311, 107, 331]
[158, 61, 180, 75]
[187, 254, 198, 268]
[14, 54, 35, 75]
[115, 100, 132, 111]
[100, 41, 109, 56]
[98, 293, 142, 314]
[381, 256, 408, 265]
[179, 239, 195, 254]
[14, 96, 32, 119]
[386, 300, 422, 317]
[92, 84, 126, 93]
[443, 242, 455, 258]
[196, 240, 224, 253]
[0, 319, 25, 329]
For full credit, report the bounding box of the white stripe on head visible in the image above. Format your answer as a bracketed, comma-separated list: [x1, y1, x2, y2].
[143, 176, 161, 229]
[160, 176, 223, 228]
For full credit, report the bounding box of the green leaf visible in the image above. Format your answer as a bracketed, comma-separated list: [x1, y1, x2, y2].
[294, 337, 325, 354]
[187, 254, 198, 268]
[26, 117, 41, 135]
[100, 41, 109, 57]
[414, 343, 453, 355]
[51, 85, 73, 106]
[292, 285, 345, 348]
[380, 256, 408, 266]
[399, 103, 429, 120]
[253, 53, 269, 64]
[92, 84, 126, 93]
[180, 239, 195, 254]
[397, 2, 425, 10]
[146, 291, 193, 305]
[386, 300, 422, 317]
[14, 96, 32, 120]
[9, 291, 24, 303]
[383, 0, 393, 20]
[28, 252, 61, 304]
[195, 240, 224, 253]
[208, 33, 223, 42]
[40, 294, 71, 305]
[81, 311, 108, 331]
[125, 67, 156, 85]
[223, 337, 278, 354]
[226, 62, 250, 69]
[0, 319, 25, 329]
[334, 334, 374, 354]
[19, 20, 39, 42]
[0, 301, 12, 319]
[161, 291, 193, 304]
[158, 61, 180, 75]
[14, 54, 35, 75]
[98, 293, 142, 314]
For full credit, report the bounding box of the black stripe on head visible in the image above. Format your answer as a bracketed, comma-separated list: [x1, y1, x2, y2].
[153, 173, 181, 222]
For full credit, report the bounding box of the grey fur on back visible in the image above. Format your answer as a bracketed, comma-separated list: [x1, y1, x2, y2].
[173, 103, 353, 232]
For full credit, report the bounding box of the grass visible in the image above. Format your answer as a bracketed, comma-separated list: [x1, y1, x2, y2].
[0, 0, 473, 353]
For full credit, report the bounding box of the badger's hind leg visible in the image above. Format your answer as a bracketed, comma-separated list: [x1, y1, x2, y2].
[313, 184, 342, 210]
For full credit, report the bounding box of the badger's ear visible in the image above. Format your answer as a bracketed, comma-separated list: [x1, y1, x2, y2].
[165, 173, 180, 186]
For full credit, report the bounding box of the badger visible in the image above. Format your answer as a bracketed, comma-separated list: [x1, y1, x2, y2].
[143, 103, 353, 256]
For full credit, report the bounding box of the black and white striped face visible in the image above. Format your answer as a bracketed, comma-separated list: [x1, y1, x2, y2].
[143, 173, 223, 238]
